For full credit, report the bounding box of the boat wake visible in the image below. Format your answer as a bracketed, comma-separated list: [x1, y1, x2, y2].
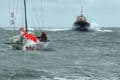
[40, 23, 112, 32]
[88, 23, 112, 32]
[96, 29, 113, 32]
[40, 26, 113, 32]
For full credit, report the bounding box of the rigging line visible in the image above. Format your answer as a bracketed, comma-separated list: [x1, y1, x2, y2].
[13, 0, 17, 33]
[11, 0, 16, 30]
[17, 0, 20, 27]
[18, 0, 22, 27]
[30, 0, 36, 27]
[31, 0, 42, 28]
[14, 0, 17, 27]
[8, 0, 10, 14]
[31, 0, 41, 28]
[40, 0, 44, 27]
[21, 0, 24, 26]
[18, 0, 23, 30]
[29, 0, 35, 27]
[29, 0, 32, 27]
[31, 0, 37, 27]
[16, 0, 18, 28]
[8, 0, 14, 35]
[14, 0, 16, 17]
[19, 0, 23, 28]
[8, 0, 11, 27]
[9, 0, 13, 27]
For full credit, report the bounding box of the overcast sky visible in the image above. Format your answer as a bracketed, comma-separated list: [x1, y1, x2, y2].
[0, 0, 120, 28]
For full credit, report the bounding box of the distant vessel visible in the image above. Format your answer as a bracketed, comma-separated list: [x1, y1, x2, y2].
[73, 7, 90, 31]
[4, 0, 49, 50]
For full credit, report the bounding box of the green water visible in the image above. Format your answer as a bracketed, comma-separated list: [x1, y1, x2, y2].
[0, 28, 120, 80]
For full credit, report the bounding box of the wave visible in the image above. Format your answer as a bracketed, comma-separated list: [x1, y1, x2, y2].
[0, 48, 9, 52]
[40, 27, 71, 31]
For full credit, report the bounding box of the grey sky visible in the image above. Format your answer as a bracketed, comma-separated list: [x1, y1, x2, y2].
[0, 0, 120, 27]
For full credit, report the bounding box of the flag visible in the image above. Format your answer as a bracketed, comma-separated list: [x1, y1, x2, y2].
[10, 12, 15, 26]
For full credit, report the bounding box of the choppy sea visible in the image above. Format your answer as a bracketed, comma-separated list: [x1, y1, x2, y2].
[0, 27, 120, 80]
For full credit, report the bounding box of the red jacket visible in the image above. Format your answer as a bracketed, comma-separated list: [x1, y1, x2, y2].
[40, 32, 47, 42]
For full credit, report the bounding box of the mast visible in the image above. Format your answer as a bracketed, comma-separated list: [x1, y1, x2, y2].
[24, 0, 28, 32]
[81, 6, 83, 16]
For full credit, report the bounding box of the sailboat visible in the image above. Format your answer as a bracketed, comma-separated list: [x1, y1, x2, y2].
[72, 7, 90, 31]
[4, 0, 49, 50]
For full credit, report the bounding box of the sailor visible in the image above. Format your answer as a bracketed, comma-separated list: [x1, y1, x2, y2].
[39, 32, 48, 42]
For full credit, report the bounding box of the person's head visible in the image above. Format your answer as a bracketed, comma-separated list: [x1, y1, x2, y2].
[19, 27, 25, 32]
[41, 32, 46, 35]
[19, 27, 25, 35]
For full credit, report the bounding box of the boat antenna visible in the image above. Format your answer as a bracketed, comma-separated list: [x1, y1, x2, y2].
[24, 0, 28, 32]
[81, 6, 83, 16]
